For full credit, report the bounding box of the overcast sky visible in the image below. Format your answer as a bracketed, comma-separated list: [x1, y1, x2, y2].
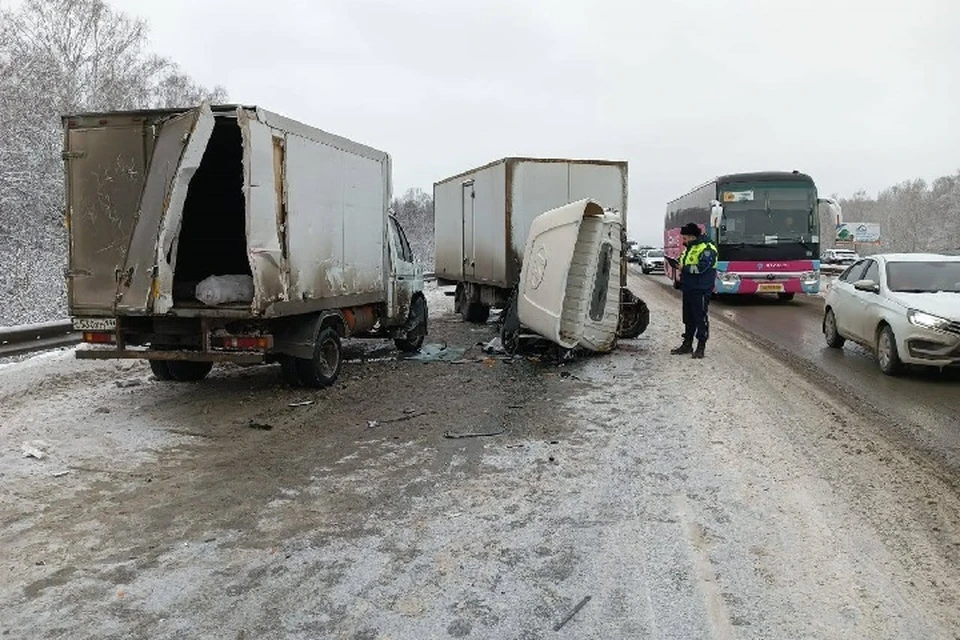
[124, 0, 958, 244]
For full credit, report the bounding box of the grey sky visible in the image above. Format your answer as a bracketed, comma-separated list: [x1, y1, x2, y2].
[125, 0, 959, 244]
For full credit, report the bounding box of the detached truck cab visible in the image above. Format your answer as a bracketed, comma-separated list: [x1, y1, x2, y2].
[63, 104, 426, 387]
[433, 157, 648, 338]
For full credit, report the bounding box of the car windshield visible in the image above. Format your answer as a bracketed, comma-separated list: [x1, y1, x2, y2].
[647, 250, 663, 257]
[886, 261, 960, 293]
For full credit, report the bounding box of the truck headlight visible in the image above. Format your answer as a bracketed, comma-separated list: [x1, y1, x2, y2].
[907, 309, 950, 331]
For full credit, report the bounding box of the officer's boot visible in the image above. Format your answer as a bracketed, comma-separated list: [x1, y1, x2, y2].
[670, 338, 694, 355]
[691, 341, 706, 359]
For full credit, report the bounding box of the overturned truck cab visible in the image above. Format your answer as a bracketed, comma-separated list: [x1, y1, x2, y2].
[500, 199, 649, 354]
[63, 103, 426, 387]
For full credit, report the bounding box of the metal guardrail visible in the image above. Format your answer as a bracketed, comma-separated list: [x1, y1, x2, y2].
[0, 320, 79, 358]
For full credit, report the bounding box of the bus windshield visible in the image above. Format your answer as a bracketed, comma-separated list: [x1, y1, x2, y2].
[719, 185, 817, 245]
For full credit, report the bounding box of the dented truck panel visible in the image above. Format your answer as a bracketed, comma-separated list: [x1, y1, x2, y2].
[114, 108, 210, 314]
[238, 109, 285, 312]
[153, 106, 216, 315]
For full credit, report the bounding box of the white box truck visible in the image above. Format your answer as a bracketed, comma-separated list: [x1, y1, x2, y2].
[63, 103, 426, 388]
[434, 157, 648, 338]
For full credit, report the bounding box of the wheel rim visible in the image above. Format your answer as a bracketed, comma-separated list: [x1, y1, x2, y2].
[319, 339, 339, 377]
[878, 331, 891, 368]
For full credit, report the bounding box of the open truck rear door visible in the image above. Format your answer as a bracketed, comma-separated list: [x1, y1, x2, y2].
[115, 105, 215, 314]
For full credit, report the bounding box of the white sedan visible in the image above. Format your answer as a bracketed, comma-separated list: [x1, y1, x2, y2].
[822, 253, 960, 375]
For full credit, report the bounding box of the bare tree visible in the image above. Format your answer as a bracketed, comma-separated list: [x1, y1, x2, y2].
[0, 0, 226, 325]
[391, 188, 435, 268]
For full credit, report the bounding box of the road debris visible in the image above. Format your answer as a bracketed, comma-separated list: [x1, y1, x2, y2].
[443, 427, 508, 439]
[403, 343, 468, 363]
[288, 400, 314, 408]
[553, 595, 592, 631]
[482, 336, 505, 354]
[367, 420, 381, 429]
[247, 422, 273, 431]
[21, 440, 49, 460]
[115, 378, 143, 389]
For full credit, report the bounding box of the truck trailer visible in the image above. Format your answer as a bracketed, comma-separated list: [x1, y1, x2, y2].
[63, 103, 426, 388]
[434, 157, 648, 338]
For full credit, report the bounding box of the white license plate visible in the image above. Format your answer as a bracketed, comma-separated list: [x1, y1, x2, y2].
[72, 317, 117, 331]
[757, 283, 784, 293]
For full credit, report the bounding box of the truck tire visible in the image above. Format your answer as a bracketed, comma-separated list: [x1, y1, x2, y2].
[296, 327, 342, 389]
[462, 302, 490, 324]
[395, 296, 428, 353]
[166, 361, 213, 382]
[149, 360, 174, 381]
[279, 355, 303, 386]
[617, 290, 650, 339]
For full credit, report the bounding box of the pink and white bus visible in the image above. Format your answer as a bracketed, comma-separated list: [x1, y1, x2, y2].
[664, 171, 841, 300]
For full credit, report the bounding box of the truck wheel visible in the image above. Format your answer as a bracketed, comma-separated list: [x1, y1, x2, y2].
[395, 296, 428, 353]
[462, 302, 490, 324]
[149, 360, 174, 381]
[617, 290, 650, 339]
[279, 355, 303, 386]
[166, 361, 213, 382]
[296, 327, 342, 389]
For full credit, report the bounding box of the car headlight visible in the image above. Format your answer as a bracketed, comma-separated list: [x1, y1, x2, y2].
[907, 309, 951, 331]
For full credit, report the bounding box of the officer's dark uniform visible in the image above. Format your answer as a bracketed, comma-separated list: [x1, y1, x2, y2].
[671, 224, 718, 359]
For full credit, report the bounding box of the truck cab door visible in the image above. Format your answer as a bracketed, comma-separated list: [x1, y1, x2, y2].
[386, 216, 422, 324]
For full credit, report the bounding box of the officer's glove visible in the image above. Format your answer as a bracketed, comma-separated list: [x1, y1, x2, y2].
[688, 266, 700, 274]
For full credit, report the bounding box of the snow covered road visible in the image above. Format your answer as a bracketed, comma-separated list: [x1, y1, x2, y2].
[1, 277, 959, 638]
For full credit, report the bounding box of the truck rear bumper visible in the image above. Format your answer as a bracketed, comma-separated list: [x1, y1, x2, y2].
[76, 348, 266, 364]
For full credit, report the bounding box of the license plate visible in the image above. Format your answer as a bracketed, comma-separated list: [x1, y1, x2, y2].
[72, 317, 116, 331]
[757, 283, 784, 293]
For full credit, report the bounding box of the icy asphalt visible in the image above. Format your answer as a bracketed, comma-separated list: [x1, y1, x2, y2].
[1, 277, 959, 639]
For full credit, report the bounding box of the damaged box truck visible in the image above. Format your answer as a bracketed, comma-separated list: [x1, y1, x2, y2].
[63, 104, 427, 388]
[434, 157, 648, 339]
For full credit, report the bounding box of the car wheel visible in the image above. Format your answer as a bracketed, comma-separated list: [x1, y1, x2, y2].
[876, 325, 903, 376]
[823, 309, 845, 349]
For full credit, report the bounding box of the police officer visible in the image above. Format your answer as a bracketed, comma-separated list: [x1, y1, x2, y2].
[669, 223, 718, 359]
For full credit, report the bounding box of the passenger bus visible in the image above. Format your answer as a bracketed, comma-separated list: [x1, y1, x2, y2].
[664, 171, 841, 300]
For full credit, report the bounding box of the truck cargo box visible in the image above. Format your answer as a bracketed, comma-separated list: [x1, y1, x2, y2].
[433, 158, 628, 290]
[63, 104, 394, 320]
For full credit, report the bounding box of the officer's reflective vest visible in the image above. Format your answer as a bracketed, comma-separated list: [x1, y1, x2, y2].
[680, 240, 719, 269]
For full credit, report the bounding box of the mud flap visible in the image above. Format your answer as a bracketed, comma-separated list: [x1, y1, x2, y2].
[617, 287, 650, 339]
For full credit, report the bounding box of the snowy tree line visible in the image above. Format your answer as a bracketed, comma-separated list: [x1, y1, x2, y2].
[0, 0, 225, 326]
[825, 172, 960, 255]
[391, 188, 435, 269]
